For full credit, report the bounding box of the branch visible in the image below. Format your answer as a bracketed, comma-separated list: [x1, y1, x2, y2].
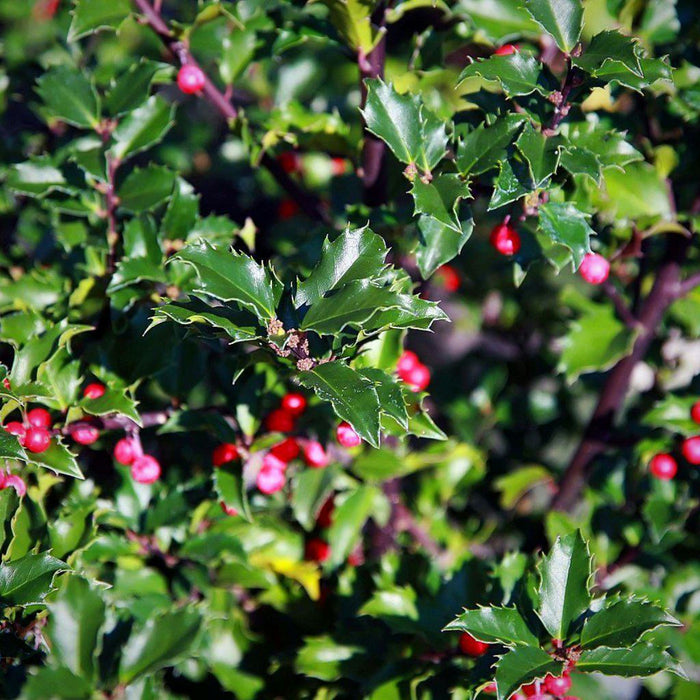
[131, 0, 331, 225]
[552, 234, 691, 512]
[601, 279, 640, 329]
[104, 154, 120, 274]
[678, 269, 700, 297]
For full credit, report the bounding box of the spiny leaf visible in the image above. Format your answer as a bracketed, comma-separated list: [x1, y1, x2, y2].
[444, 606, 540, 646]
[495, 646, 565, 700]
[524, 0, 583, 54]
[577, 643, 687, 679]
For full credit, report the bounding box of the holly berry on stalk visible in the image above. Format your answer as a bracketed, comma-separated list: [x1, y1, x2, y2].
[114, 437, 140, 465]
[544, 673, 572, 696]
[281, 392, 307, 416]
[256, 458, 286, 494]
[490, 222, 521, 256]
[270, 437, 300, 463]
[681, 436, 700, 464]
[579, 253, 610, 285]
[26, 407, 51, 429]
[70, 422, 100, 446]
[649, 453, 677, 480]
[177, 64, 206, 94]
[434, 264, 460, 292]
[336, 421, 361, 448]
[691, 400, 700, 424]
[4, 421, 26, 441]
[83, 382, 106, 399]
[24, 427, 51, 453]
[265, 408, 295, 433]
[131, 455, 161, 484]
[213, 442, 239, 467]
[494, 43, 518, 56]
[303, 440, 329, 468]
[305, 538, 330, 563]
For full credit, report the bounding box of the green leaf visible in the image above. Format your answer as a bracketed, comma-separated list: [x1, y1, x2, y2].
[46, 576, 106, 681]
[22, 667, 92, 699]
[68, 0, 132, 41]
[298, 362, 381, 447]
[459, 53, 549, 97]
[173, 239, 282, 322]
[359, 585, 420, 632]
[37, 348, 82, 411]
[28, 439, 84, 480]
[0, 552, 69, 606]
[105, 60, 170, 116]
[416, 212, 474, 279]
[495, 465, 553, 510]
[411, 174, 471, 234]
[110, 96, 174, 162]
[295, 227, 388, 308]
[516, 126, 561, 189]
[489, 153, 534, 210]
[295, 636, 361, 682]
[524, 0, 583, 53]
[0, 429, 28, 462]
[36, 66, 101, 129]
[80, 384, 141, 424]
[162, 177, 199, 239]
[642, 395, 700, 437]
[559, 145, 602, 182]
[537, 202, 593, 268]
[214, 461, 252, 522]
[291, 466, 337, 531]
[577, 643, 687, 678]
[359, 369, 408, 429]
[573, 30, 642, 77]
[495, 646, 565, 700]
[563, 121, 642, 170]
[6, 158, 67, 197]
[601, 163, 672, 221]
[327, 485, 382, 567]
[312, 0, 381, 53]
[593, 55, 672, 92]
[119, 608, 202, 683]
[456, 115, 526, 176]
[361, 79, 448, 172]
[580, 599, 681, 649]
[444, 606, 540, 646]
[117, 165, 176, 213]
[537, 530, 592, 640]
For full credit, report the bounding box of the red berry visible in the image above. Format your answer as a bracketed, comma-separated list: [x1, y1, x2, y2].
[70, 423, 100, 446]
[494, 43, 518, 56]
[114, 437, 140, 465]
[213, 442, 239, 467]
[681, 436, 700, 464]
[177, 64, 206, 94]
[579, 253, 610, 285]
[131, 455, 161, 484]
[278, 199, 299, 220]
[691, 400, 700, 424]
[3, 378, 11, 390]
[303, 440, 329, 468]
[1, 474, 26, 497]
[83, 383, 105, 399]
[4, 421, 26, 441]
[270, 437, 300, 463]
[544, 673, 572, 696]
[24, 427, 51, 453]
[220, 501, 239, 516]
[336, 421, 362, 448]
[520, 685, 538, 697]
[458, 632, 489, 656]
[265, 408, 295, 433]
[256, 460, 286, 494]
[278, 151, 300, 174]
[262, 452, 288, 473]
[649, 453, 677, 480]
[435, 264, 460, 292]
[26, 407, 51, 429]
[317, 497, 335, 529]
[483, 682, 497, 694]
[281, 392, 307, 416]
[331, 157, 348, 176]
[397, 350, 419, 374]
[402, 363, 430, 392]
[490, 223, 521, 256]
[347, 550, 364, 567]
[305, 538, 330, 563]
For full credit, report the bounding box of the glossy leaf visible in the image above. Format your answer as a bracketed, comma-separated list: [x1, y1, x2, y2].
[416, 212, 474, 279]
[537, 202, 593, 268]
[411, 174, 471, 234]
[495, 646, 565, 700]
[444, 606, 540, 646]
[0, 552, 69, 606]
[117, 165, 176, 213]
[456, 115, 526, 176]
[214, 461, 252, 522]
[327, 485, 382, 567]
[459, 53, 549, 97]
[7, 159, 67, 197]
[577, 643, 687, 678]
[524, 0, 583, 53]
[36, 66, 101, 129]
[110, 96, 174, 162]
[68, 0, 132, 41]
[28, 439, 84, 480]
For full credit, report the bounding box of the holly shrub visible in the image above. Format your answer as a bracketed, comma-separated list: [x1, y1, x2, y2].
[0, 0, 699, 698]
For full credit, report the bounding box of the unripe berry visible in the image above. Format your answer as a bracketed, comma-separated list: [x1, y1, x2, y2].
[303, 440, 329, 468]
[70, 423, 100, 446]
[83, 383, 106, 399]
[435, 264, 460, 292]
[256, 461, 286, 494]
[494, 43, 518, 56]
[578, 253, 610, 285]
[681, 436, 700, 464]
[305, 538, 330, 563]
[270, 437, 300, 463]
[1, 474, 26, 497]
[281, 392, 307, 416]
[402, 363, 431, 392]
[458, 632, 489, 656]
[397, 350, 419, 374]
[4, 421, 26, 441]
[336, 421, 362, 448]
[131, 455, 161, 484]
[265, 408, 295, 433]
[26, 407, 51, 429]
[544, 673, 572, 696]
[490, 223, 521, 256]
[114, 437, 140, 465]
[177, 64, 206, 94]
[24, 427, 51, 453]
[317, 497, 335, 529]
[649, 453, 677, 480]
[213, 442, 239, 467]
[691, 400, 700, 424]
[220, 501, 239, 516]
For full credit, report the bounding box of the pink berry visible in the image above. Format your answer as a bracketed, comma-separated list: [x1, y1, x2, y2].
[83, 383, 105, 399]
[256, 461, 286, 494]
[270, 437, 300, 463]
[303, 440, 329, 468]
[305, 538, 330, 563]
[70, 423, 100, 446]
[262, 452, 288, 473]
[281, 392, 307, 416]
[177, 64, 206, 94]
[397, 350, 419, 374]
[131, 455, 161, 484]
[490, 223, 521, 256]
[213, 442, 239, 467]
[265, 408, 295, 433]
[458, 632, 489, 656]
[435, 264, 460, 292]
[347, 550, 364, 567]
[3, 378, 11, 390]
[691, 400, 700, 424]
[650, 453, 677, 480]
[494, 43, 518, 56]
[579, 253, 610, 285]
[336, 421, 362, 448]
[24, 427, 50, 453]
[26, 407, 51, 429]
[220, 501, 239, 516]
[681, 436, 700, 464]
[1, 474, 26, 497]
[402, 363, 430, 392]
[4, 421, 26, 441]
[114, 437, 140, 465]
[544, 673, 572, 696]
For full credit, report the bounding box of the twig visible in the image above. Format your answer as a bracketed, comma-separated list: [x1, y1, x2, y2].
[678, 269, 700, 297]
[602, 280, 640, 329]
[104, 154, 120, 274]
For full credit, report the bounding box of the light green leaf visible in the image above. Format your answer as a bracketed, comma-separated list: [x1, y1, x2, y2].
[516, 125, 561, 188]
[105, 60, 170, 116]
[214, 461, 252, 522]
[68, 0, 132, 41]
[537, 202, 593, 268]
[456, 114, 526, 176]
[7, 158, 67, 197]
[327, 485, 382, 567]
[573, 30, 642, 77]
[416, 212, 474, 279]
[28, 439, 84, 480]
[312, 0, 381, 53]
[411, 174, 471, 234]
[524, 0, 583, 53]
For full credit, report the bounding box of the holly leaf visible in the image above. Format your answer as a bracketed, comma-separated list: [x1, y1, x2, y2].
[0, 552, 69, 606]
[6, 158, 67, 197]
[172, 239, 282, 322]
[28, 439, 84, 480]
[361, 80, 448, 172]
[495, 646, 565, 700]
[410, 174, 471, 234]
[214, 461, 252, 522]
[444, 606, 540, 646]
[298, 362, 381, 447]
[291, 466, 337, 532]
[489, 152, 534, 210]
[581, 599, 681, 649]
[359, 368, 408, 429]
[68, 0, 132, 41]
[0, 430, 28, 463]
[105, 60, 170, 116]
[110, 96, 174, 162]
[360, 293, 449, 333]
[573, 30, 642, 77]
[456, 114, 526, 176]
[536, 530, 592, 640]
[312, 0, 382, 53]
[36, 66, 101, 129]
[416, 212, 474, 279]
[516, 125, 561, 189]
[459, 54, 550, 97]
[576, 643, 687, 678]
[537, 202, 593, 268]
[642, 395, 700, 437]
[117, 165, 176, 213]
[80, 384, 141, 424]
[524, 0, 583, 54]
[563, 121, 642, 170]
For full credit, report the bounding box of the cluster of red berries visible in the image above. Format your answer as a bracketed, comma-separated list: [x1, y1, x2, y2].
[397, 350, 431, 392]
[649, 400, 700, 480]
[5, 408, 53, 454]
[113, 436, 162, 484]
